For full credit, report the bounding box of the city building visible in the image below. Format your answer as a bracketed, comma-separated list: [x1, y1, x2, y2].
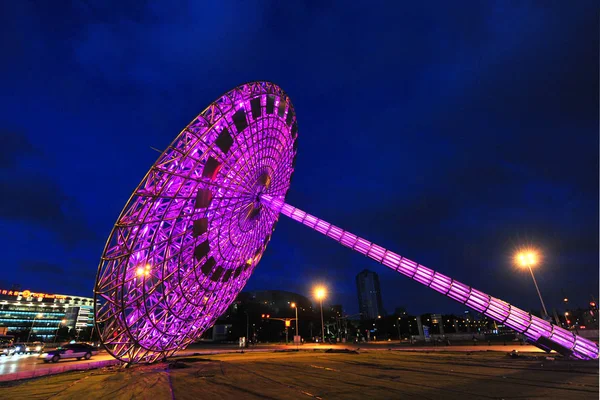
[211, 290, 315, 343]
[330, 304, 343, 318]
[0, 287, 95, 341]
[356, 269, 384, 320]
[240, 290, 313, 314]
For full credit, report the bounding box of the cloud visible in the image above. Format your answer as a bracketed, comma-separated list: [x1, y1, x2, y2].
[70, 2, 267, 91]
[0, 129, 39, 168]
[0, 173, 97, 245]
[17, 259, 94, 296]
[0, 130, 97, 246]
[20, 260, 64, 275]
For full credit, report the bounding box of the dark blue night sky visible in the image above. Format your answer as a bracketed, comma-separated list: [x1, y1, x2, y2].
[1, 2, 597, 316]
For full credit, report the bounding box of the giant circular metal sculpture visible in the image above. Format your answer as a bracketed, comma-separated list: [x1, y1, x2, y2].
[96, 81, 598, 363]
[94, 82, 298, 363]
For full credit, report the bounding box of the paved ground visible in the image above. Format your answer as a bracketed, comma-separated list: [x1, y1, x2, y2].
[0, 348, 597, 399]
[0, 341, 549, 378]
[0, 352, 113, 377]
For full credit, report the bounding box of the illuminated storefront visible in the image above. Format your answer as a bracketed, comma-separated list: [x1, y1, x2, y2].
[0, 288, 95, 341]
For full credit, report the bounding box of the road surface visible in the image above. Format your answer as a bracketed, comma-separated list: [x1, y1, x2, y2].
[2, 349, 597, 399]
[0, 341, 550, 380]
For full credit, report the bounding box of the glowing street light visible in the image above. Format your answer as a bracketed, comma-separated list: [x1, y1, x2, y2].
[315, 287, 326, 301]
[314, 286, 327, 343]
[515, 249, 548, 318]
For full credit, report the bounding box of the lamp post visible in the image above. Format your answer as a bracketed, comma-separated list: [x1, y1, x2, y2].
[515, 249, 548, 318]
[396, 318, 401, 341]
[27, 313, 43, 343]
[291, 302, 299, 341]
[314, 286, 327, 343]
[244, 311, 250, 347]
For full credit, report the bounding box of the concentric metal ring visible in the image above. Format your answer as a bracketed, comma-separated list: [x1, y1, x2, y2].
[94, 82, 298, 363]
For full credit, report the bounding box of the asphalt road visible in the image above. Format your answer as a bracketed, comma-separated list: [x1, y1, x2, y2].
[0, 341, 549, 378]
[2, 348, 597, 399]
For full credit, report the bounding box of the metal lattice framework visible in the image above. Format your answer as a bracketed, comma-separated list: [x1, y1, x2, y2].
[95, 82, 297, 363]
[95, 82, 598, 363]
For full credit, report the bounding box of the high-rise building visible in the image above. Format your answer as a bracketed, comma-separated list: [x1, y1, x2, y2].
[356, 269, 384, 320]
[0, 287, 95, 341]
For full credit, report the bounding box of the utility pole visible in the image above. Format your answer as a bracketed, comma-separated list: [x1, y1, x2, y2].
[320, 298, 325, 343]
[245, 311, 249, 347]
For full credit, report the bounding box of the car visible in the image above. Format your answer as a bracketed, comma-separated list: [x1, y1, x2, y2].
[6, 344, 27, 355]
[39, 343, 99, 363]
[6, 342, 45, 355]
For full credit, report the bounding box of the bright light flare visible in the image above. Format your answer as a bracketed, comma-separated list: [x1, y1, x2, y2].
[291, 302, 296, 308]
[515, 249, 539, 268]
[314, 286, 327, 301]
[136, 264, 151, 277]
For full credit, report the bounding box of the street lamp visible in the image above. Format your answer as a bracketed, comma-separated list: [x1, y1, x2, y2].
[244, 311, 250, 347]
[314, 286, 327, 343]
[515, 249, 548, 318]
[27, 313, 43, 343]
[291, 302, 299, 341]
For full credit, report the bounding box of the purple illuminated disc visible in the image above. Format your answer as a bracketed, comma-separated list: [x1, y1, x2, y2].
[94, 82, 298, 363]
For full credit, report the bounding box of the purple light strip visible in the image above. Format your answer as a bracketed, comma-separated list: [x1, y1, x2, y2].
[261, 194, 599, 360]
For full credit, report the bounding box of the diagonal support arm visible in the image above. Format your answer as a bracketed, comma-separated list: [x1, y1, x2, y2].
[261, 194, 598, 360]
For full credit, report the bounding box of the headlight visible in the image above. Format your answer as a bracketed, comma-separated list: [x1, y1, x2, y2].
[25, 347, 30, 352]
[40, 353, 48, 357]
[35, 346, 42, 352]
